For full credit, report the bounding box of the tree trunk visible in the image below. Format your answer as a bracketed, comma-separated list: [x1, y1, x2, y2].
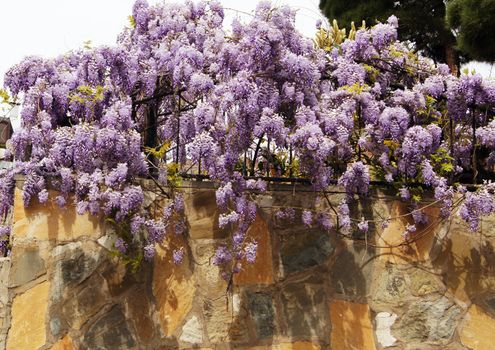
[144, 103, 158, 170]
[445, 43, 459, 77]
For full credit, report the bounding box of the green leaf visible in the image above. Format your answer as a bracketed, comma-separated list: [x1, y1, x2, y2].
[128, 15, 136, 28]
[0, 89, 10, 104]
[412, 194, 422, 203]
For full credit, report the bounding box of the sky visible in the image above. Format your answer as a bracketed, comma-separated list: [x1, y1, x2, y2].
[0, 0, 323, 88]
[0, 0, 492, 89]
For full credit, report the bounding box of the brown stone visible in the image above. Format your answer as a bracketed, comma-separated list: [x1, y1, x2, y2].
[408, 267, 444, 297]
[60, 273, 110, 330]
[330, 300, 376, 350]
[81, 305, 136, 349]
[7, 281, 50, 350]
[247, 342, 321, 350]
[12, 189, 104, 241]
[184, 189, 225, 239]
[432, 226, 495, 303]
[460, 304, 495, 349]
[234, 213, 274, 285]
[203, 297, 245, 343]
[153, 233, 195, 337]
[125, 287, 154, 345]
[50, 335, 74, 350]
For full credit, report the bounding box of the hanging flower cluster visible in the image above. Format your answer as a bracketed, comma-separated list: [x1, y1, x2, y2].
[1, 0, 495, 274]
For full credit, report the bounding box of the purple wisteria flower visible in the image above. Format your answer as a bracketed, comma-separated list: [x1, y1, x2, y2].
[1, 0, 495, 275]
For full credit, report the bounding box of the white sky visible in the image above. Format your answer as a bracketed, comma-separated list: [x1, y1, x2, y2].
[0, 0, 491, 90]
[0, 0, 323, 88]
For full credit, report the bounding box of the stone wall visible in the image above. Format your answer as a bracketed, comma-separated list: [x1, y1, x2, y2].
[2, 181, 495, 349]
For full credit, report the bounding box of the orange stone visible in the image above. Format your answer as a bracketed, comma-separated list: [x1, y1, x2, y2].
[377, 202, 439, 264]
[330, 299, 376, 350]
[432, 224, 495, 304]
[234, 213, 274, 286]
[12, 189, 103, 242]
[7, 281, 50, 350]
[152, 233, 195, 337]
[50, 335, 74, 350]
[459, 304, 495, 349]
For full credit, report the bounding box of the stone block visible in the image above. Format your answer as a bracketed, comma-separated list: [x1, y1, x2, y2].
[433, 229, 495, 304]
[58, 273, 110, 330]
[82, 305, 136, 349]
[125, 287, 155, 345]
[372, 264, 409, 306]
[375, 312, 397, 348]
[459, 304, 495, 350]
[184, 189, 226, 239]
[52, 241, 103, 286]
[191, 241, 228, 297]
[9, 245, 45, 287]
[397, 296, 461, 344]
[408, 267, 444, 297]
[50, 335, 74, 350]
[12, 189, 104, 241]
[280, 229, 334, 275]
[247, 292, 275, 339]
[331, 241, 374, 300]
[153, 234, 195, 337]
[180, 315, 203, 344]
[280, 281, 329, 339]
[7, 281, 50, 350]
[203, 297, 244, 344]
[376, 202, 439, 264]
[234, 214, 274, 286]
[247, 342, 321, 350]
[329, 300, 376, 350]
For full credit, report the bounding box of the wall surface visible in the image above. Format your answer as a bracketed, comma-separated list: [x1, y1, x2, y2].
[2, 182, 495, 349]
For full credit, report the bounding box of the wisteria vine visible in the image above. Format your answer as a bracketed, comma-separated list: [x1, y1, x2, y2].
[1, 0, 495, 275]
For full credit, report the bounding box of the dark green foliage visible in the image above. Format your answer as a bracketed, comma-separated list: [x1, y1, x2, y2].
[320, 0, 394, 28]
[446, 0, 495, 62]
[319, 0, 463, 69]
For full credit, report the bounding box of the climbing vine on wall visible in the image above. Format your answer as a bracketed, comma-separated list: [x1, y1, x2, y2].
[1, 1, 495, 276]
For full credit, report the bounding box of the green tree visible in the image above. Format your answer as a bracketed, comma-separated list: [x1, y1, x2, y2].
[319, 0, 461, 74]
[446, 0, 495, 62]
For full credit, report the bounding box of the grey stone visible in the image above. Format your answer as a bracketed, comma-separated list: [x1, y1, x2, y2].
[52, 242, 104, 302]
[0, 259, 10, 306]
[61, 253, 94, 284]
[49, 317, 62, 336]
[373, 265, 409, 306]
[485, 295, 495, 312]
[331, 242, 374, 300]
[280, 229, 334, 275]
[180, 315, 203, 344]
[280, 281, 330, 339]
[397, 296, 461, 344]
[247, 292, 275, 339]
[97, 234, 117, 251]
[59, 274, 110, 330]
[10, 247, 45, 286]
[82, 305, 136, 350]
